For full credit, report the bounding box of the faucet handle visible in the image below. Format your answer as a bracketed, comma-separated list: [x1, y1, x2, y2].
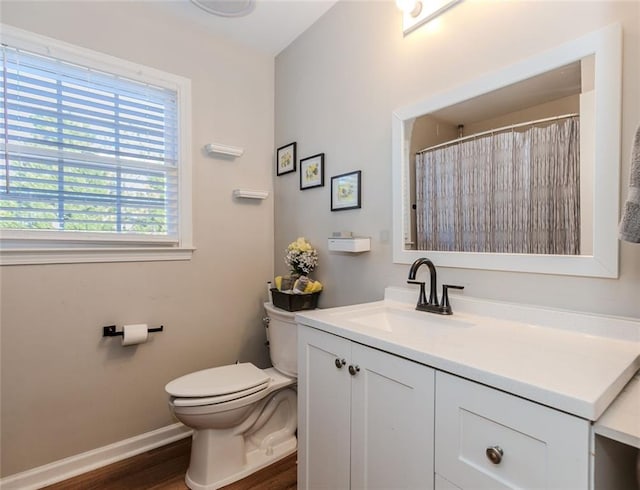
[441, 284, 464, 312]
[407, 280, 427, 306]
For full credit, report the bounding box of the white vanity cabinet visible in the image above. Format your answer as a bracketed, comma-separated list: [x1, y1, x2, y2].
[435, 372, 591, 489]
[298, 325, 593, 490]
[298, 324, 435, 490]
[295, 289, 640, 490]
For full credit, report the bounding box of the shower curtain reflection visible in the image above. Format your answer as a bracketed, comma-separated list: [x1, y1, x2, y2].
[415, 116, 580, 255]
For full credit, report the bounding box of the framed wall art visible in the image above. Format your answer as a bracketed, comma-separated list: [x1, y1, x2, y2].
[276, 142, 296, 176]
[300, 153, 325, 190]
[331, 170, 361, 211]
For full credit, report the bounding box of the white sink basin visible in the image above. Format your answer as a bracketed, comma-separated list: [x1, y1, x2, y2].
[332, 305, 474, 337]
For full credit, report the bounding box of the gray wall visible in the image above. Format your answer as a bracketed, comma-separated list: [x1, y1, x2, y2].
[0, 1, 274, 476]
[274, 1, 640, 317]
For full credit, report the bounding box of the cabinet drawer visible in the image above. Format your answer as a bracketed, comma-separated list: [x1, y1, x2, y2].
[435, 372, 590, 489]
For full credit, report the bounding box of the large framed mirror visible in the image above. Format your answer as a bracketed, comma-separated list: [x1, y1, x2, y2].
[392, 24, 621, 278]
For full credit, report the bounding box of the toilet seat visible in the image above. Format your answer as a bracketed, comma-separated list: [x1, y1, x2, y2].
[165, 362, 270, 400]
[172, 380, 269, 407]
[168, 367, 296, 416]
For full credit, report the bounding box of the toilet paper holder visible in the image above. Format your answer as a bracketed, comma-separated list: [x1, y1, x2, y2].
[102, 324, 164, 337]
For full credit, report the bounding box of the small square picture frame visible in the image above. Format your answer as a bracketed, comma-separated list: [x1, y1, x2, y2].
[276, 142, 296, 176]
[300, 153, 325, 190]
[331, 170, 361, 211]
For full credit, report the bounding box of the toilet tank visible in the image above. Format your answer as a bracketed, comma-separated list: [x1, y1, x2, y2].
[263, 302, 298, 378]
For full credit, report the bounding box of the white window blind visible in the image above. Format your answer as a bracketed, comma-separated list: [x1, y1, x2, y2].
[0, 43, 180, 243]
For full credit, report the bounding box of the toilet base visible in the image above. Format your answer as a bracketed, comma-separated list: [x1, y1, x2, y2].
[185, 437, 296, 490]
[181, 383, 298, 490]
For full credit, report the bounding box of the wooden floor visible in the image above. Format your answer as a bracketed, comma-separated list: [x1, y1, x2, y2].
[43, 437, 297, 490]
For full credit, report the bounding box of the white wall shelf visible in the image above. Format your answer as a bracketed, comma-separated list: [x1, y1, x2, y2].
[233, 189, 269, 200]
[328, 237, 370, 253]
[205, 143, 244, 158]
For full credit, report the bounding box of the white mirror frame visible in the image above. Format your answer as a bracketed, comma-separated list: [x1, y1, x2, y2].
[392, 23, 622, 278]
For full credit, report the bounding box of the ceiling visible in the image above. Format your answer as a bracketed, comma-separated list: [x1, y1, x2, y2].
[157, 0, 339, 57]
[432, 61, 583, 125]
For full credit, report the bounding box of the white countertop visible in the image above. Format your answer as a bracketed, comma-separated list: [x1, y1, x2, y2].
[295, 287, 640, 421]
[594, 373, 640, 448]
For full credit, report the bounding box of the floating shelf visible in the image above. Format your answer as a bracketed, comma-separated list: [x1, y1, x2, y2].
[233, 189, 269, 200]
[328, 237, 371, 253]
[205, 143, 244, 158]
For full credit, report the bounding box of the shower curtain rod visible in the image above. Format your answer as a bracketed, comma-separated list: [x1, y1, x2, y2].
[416, 112, 579, 154]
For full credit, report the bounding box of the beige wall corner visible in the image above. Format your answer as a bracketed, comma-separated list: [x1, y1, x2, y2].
[0, 0, 274, 477]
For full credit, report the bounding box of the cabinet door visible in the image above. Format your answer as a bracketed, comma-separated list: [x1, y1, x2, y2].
[435, 371, 590, 489]
[435, 474, 463, 490]
[350, 343, 435, 490]
[298, 325, 352, 490]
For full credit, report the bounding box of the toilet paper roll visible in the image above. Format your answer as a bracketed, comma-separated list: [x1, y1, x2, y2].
[122, 324, 148, 346]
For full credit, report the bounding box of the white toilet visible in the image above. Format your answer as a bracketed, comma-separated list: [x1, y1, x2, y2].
[165, 303, 298, 490]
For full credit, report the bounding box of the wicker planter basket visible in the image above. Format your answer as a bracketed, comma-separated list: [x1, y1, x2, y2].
[270, 288, 320, 312]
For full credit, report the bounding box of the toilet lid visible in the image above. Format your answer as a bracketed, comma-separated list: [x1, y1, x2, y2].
[165, 362, 270, 398]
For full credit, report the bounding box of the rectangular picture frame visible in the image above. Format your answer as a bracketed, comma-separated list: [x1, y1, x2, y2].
[300, 153, 325, 190]
[331, 170, 361, 211]
[276, 142, 296, 176]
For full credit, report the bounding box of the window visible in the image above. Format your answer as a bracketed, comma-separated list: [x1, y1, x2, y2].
[0, 25, 192, 264]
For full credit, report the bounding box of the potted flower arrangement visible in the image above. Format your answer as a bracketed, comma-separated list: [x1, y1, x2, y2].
[271, 237, 323, 311]
[285, 236, 318, 276]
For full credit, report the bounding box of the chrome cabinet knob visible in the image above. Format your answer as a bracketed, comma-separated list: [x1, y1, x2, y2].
[486, 446, 503, 465]
[334, 358, 346, 369]
[348, 364, 360, 376]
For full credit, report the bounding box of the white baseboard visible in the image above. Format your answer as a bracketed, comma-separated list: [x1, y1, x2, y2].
[0, 422, 192, 490]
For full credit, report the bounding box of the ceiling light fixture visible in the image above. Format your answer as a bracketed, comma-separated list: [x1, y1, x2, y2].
[398, 0, 462, 35]
[190, 0, 256, 18]
[396, 0, 423, 18]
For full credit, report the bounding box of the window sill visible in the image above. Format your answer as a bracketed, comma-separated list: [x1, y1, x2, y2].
[0, 246, 195, 266]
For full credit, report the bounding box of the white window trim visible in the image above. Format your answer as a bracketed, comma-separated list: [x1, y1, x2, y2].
[0, 24, 194, 265]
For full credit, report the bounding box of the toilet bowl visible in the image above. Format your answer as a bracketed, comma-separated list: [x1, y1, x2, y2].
[165, 303, 298, 490]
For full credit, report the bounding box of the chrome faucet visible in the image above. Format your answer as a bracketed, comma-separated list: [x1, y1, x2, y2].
[407, 258, 464, 315]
